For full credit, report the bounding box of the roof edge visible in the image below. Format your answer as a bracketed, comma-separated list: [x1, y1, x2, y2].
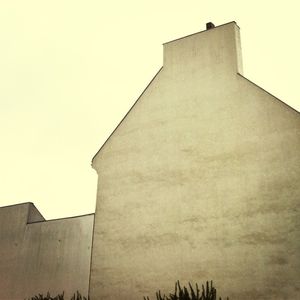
[163, 21, 239, 45]
[27, 212, 95, 225]
[237, 73, 300, 115]
[91, 66, 163, 167]
[0, 201, 34, 210]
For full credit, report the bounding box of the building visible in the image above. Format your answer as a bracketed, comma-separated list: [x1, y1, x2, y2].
[1, 21, 299, 300]
[0, 203, 93, 299]
[90, 22, 300, 300]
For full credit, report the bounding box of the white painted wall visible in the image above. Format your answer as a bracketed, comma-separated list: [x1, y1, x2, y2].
[90, 22, 300, 300]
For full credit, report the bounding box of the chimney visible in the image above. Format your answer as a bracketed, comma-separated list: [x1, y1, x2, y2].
[206, 22, 215, 30]
[163, 21, 243, 75]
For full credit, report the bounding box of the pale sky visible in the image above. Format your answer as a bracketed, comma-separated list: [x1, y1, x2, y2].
[0, 1, 299, 219]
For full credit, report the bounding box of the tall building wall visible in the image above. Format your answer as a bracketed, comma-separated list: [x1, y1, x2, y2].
[0, 203, 94, 300]
[90, 22, 300, 300]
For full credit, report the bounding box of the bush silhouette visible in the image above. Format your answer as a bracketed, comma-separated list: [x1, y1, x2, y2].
[26, 291, 88, 300]
[144, 280, 229, 300]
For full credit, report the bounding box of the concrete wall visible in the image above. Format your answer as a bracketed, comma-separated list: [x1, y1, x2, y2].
[0, 203, 94, 300]
[90, 22, 300, 300]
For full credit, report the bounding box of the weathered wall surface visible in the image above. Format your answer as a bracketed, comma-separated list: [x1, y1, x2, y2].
[0, 203, 29, 300]
[90, 22, 300, 300]
[0, 203, 94, 300]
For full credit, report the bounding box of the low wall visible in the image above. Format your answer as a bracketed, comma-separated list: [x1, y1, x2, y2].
[0, 202, 94, 300]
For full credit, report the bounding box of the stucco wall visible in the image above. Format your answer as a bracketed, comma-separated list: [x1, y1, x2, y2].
[90, 22, 300, 300]
[0, 203, 94, 300]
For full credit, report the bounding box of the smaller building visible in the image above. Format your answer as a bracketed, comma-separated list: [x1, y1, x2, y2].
[0, 202, 93, 300]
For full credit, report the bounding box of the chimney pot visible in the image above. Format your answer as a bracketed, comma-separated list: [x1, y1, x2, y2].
[206, 22, 215, 30]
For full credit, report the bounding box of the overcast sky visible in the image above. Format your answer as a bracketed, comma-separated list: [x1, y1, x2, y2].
[0, 1, 299, 219]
